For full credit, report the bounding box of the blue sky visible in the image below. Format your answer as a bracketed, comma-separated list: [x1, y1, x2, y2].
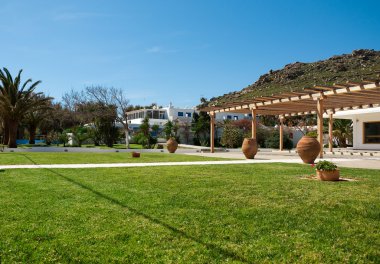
[1, 0, 379, 107]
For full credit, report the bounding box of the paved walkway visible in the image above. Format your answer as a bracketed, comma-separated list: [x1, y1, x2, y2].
[0, 158, 364, 170]
[183, 151, 380, 170]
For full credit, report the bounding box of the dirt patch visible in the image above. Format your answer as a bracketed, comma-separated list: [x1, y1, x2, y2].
[299, 175, 359, 182]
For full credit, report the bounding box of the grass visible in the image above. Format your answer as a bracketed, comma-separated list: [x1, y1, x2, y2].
[0, 152, 231, 165]
[98, 143, 143, 149]
[17, 143, 144, 149]
[0, 163, 379, 263]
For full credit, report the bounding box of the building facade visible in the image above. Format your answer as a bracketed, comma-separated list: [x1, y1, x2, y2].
[126, 103, 250, 143]
[126, 103, 249, 130]
[326, 107, 380, 150]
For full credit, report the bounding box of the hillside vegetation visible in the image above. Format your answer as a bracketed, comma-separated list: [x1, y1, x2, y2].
[206, 49, 380, 107]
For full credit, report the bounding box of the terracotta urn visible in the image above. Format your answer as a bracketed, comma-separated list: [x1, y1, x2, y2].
[296, 136, 320, 164]
[316, 170, 340, 181]
[167, 138, 178, 153]
[132, 151, 140, 158]
[241, 138, 258, 159]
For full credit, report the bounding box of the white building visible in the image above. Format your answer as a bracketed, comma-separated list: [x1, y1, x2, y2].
[126, 103, 196, 130]
[126, 103, 250, 144]
[324, 107, 380, 150]
[126, 103, 248, 130]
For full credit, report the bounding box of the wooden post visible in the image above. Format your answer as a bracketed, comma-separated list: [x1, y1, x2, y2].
[328, 113, 333, 152]
[317, 98, 324, 158]
[279, 116, 284, 151]
[251, 109, 257, 139]
[210, 112, 215, 153]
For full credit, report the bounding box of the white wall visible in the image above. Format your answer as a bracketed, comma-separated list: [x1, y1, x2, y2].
[352, 112, 380, 150]
[167, 108, 195, 121]
[215, 112, 249, 121]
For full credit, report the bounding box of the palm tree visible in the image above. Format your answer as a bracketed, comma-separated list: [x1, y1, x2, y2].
[0, 68, 49, 148]
[23, 95, 53, 144]
[332, 119, 353, 147]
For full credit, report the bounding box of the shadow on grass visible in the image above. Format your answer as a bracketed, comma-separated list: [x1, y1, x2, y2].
[43, 167, 248, 262]
[20, 150, 248, 263]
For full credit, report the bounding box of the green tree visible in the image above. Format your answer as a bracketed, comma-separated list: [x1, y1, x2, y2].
[264, 129, 293, 150]
[220, 122, 244, 148]
[71, 126, 89, 147]
[133, 117, 157, 148]
[58, 131, 69, 147]
[163, 120, 179, 141]
[191, 112, 210, 146]
[333, 119, 353, 147]
[0, 68, 50, 148]
[23, 95, 53, 144]
[163, 120, 174, 139]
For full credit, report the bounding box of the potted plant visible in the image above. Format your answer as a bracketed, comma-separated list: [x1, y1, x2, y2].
[315, 160, 340, 181]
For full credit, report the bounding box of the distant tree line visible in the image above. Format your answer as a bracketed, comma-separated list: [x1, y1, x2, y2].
[0, 68, 353, 149]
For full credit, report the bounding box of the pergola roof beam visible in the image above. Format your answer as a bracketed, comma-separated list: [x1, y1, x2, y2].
[201, 79, 380, 116]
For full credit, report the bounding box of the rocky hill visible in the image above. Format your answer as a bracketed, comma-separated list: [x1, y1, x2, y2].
[205, 49, 380, 107]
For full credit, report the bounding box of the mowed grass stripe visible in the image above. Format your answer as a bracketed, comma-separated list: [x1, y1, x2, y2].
[0, 164, 379, 263]
[0, 152, 233, 165]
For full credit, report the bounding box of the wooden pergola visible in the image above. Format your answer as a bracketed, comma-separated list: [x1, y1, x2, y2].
[200, 79, 380, 157]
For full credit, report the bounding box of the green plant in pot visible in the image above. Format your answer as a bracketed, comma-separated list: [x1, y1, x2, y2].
[315, 160, 340, 181]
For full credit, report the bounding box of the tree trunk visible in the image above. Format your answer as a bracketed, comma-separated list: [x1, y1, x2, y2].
[8, 120, 18, 148]
[124, 128, 130, 149]
[3, 121, 9, 145]
[29, 124, 37, 144]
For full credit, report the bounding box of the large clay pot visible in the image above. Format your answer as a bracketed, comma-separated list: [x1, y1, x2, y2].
[316, 170, 340, 181]
[167, 138, 178, 153]
[241, 138, 258, 159]
[296, 136, 320, 164]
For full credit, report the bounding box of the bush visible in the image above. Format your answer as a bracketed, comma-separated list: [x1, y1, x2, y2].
[306, 131, 318, 138]
[133, 132, 157, 149]
[220, 123, 244, 148]
[315, 160, 338, 171]
[264, 130, 293, 150]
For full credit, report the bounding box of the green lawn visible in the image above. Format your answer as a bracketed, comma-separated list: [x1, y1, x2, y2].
[0, 152, 230, 165]
[0, 163, 379, 263]
[18, 143, 144, 149]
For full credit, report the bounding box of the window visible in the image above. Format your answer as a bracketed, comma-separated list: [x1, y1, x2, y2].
[227, 115, 232, 120]
[178, 112, 184, 117]
[159, 111, 165, 119]
[185, 112, 192, 118]
[153, 110, 159, 119]
[234, 116, 239, 120]
[363, 122, 380, 144]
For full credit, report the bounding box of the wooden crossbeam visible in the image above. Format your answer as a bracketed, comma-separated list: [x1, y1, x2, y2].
[346, 81, 364, 87]
[313, 85, 337, 91]
[304, 88, 326, 93]
[205, 81, 380, 114]
[362, 79, 380, 84]
[333, 83, 351, 89]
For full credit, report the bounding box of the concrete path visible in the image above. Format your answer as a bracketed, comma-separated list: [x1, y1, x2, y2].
[0, 158, 363, 170]
[183, 151, 380, 170]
